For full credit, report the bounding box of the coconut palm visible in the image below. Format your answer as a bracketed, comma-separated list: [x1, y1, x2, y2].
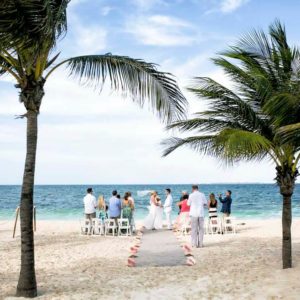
[0, 1, 187, 297]
[163, 20, 300, 269]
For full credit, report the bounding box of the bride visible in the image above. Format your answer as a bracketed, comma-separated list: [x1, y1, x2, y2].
[144, 191, 163, 230]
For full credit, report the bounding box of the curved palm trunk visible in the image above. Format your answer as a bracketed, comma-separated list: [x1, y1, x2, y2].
[276, 165, 297, 269]
[16, 110, 38, 297]
[16, 78, 44, 298]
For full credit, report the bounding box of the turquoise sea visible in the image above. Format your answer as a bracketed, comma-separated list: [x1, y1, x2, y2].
[0, 184, 300, 221]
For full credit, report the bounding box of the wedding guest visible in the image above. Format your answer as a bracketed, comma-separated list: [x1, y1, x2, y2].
[174, 194, 190, 230]
[208, 193, 218, 219]
[109, 190, 121, 224]
[125, 191, 135, 232]
[125, 191, 135, 205]
[219, 190, 232, 217]
[164, 188, 173, 230]
[178, 191, 188, 214]
[122, 195, 134, 221]
[179, 194, 190, 213]
[83, 188, 97, 221]
[187, 185, 207, 248]
[120, 195, 134, 232]
[98, 195, 107, 222]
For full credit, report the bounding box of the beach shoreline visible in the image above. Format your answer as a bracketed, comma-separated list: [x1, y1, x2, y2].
[1, 218, 300, 299]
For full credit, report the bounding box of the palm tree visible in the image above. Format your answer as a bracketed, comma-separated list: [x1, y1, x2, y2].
[163, 20, 300, 269]
[0, 1, 187, 297]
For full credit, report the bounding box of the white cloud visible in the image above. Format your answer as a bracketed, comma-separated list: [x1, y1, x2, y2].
[73, 26, 107, 54]
[220, 0, 249, 13]
[101, 6, 114, 16]
[130, 0, 167, 10]
[204, 0, 249, 14]
[0, 64, 276, 184]
[126, 14, 197, 46]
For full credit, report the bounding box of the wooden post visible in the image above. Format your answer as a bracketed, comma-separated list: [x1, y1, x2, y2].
[33, 206, 36, 232]
[13, 206, 20, 238]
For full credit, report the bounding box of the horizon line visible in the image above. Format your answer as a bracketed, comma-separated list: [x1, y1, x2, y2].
[0, 182, 281, 186]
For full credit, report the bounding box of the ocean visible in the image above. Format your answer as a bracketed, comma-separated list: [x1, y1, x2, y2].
[0, 184, 300, 221]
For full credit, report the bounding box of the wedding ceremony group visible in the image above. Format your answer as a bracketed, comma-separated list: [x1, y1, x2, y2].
[1, 0, 300, 299]
[83, 185, 234, 247]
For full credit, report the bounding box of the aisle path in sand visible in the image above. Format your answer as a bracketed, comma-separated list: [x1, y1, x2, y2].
[136, 229, 186, 267]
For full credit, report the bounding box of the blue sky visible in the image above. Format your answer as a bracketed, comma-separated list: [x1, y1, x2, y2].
[0, 0, 299, 184]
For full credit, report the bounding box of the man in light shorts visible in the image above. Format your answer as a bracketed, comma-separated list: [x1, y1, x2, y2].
[83, 187, 97, 221]
[187, 185, 207, 248]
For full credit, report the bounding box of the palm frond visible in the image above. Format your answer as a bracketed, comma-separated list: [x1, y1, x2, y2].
[277, 123, 300, 148]
[162, 129, 273, 164]
[0, 52, 21, 81]
[48, 54, 187, 122]
[263, 93, 300, 127]
[162, 136, 216, 157]
[166, 114, 249, 133]
[214, 128, 273, 163]
[0, 0, 69, 51]
[188, 77, 272, 136]
[163, 20, 300, 167]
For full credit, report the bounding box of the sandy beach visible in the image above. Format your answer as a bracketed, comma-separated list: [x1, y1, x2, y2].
[1, 218, 300, 300]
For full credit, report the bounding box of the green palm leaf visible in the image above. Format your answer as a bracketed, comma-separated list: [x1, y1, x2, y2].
[162, 135, 217, 157]
[0, 0, 69, 51]
[47, 54, 187, 122]
[214, 128, 273, 163]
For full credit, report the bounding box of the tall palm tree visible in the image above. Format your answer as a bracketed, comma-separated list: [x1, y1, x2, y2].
[163, 21, 300, 270]
[0, 1, 187, 297]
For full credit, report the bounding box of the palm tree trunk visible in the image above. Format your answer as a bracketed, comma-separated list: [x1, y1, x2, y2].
[16, 110, 38, 298]
[282, 191, 292, 269]
[276, 165, 297, 269]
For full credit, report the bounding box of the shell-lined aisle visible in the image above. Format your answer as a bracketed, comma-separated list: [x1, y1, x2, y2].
[127, 226, 196, 267]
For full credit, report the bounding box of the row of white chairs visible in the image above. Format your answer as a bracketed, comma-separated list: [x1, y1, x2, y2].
[180, 216, 237, 235]
[80, 218, 132, 236]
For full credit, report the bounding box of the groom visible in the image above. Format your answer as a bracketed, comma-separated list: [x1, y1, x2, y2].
[164, 188, 173, 230]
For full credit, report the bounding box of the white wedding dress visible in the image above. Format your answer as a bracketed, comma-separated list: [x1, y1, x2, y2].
[144, 200, 163, 230]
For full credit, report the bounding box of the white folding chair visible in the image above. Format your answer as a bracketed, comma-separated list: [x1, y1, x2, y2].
[180, 214, 191, 236]
[131, 215, 136, 234]
[80, 219, 92, 235]
[204, 218, 210, 235]
[223, 217, 236, 234]
[105, 219, 118, 236]
[118, 218, 131, 236]
[208, 217, 222, 234]
[92, 218, 105, 235]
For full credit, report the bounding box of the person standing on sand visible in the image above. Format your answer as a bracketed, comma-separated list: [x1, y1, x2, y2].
[144, 191, 163, 230]
[187, 185, 207, 248]
[98, 195, 107, 222]
[208, 193, 218, 219]
[109, 190, 121, 225]
[178, 191, 188, 214]
[164, 188, 173, 230]
[219, 190, 232, 217]
[83, 188, 97, 221]
[122, 194, 134, 230]
[125, 191, 136, 232]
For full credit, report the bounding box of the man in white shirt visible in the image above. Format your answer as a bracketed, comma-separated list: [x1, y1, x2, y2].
[187, 185, 207, 247]
[83, 188, 97, 221]
[164, 188, 173, 230]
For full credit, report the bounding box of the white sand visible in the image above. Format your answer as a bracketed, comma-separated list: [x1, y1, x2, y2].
[1, 218, 300, 299]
